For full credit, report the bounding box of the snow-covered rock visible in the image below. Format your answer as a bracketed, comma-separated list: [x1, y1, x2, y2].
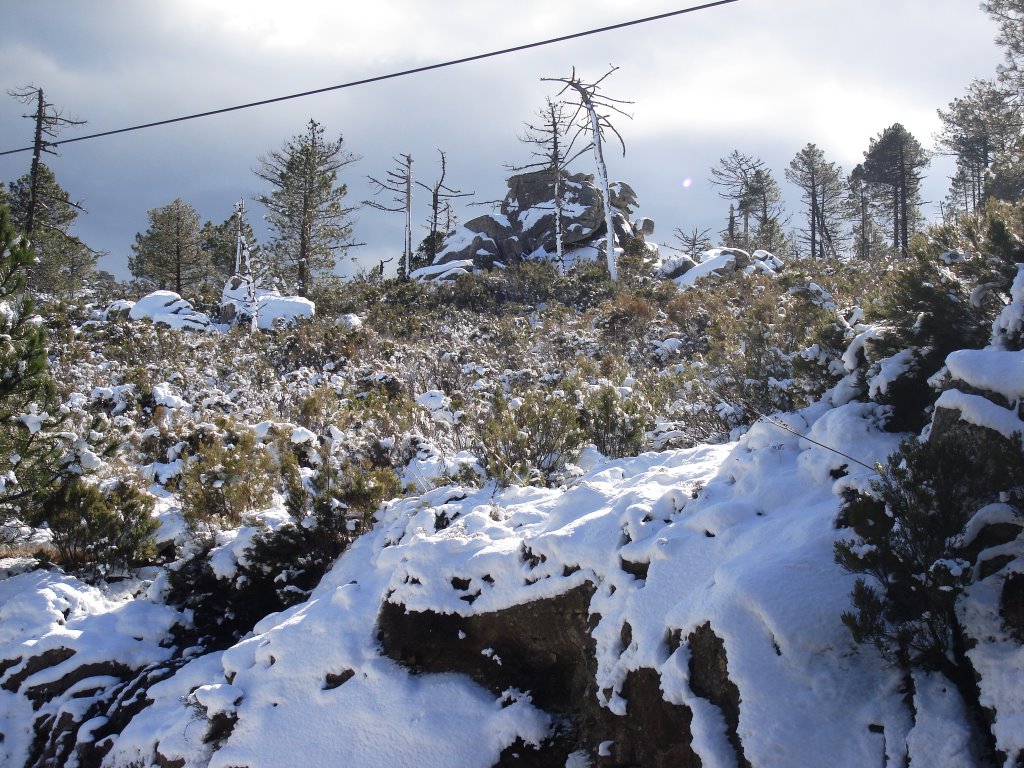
[128, 290, 211, 330]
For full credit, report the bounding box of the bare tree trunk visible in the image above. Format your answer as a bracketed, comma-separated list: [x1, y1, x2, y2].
[26, 89, 44, 236]
[404, 156, 413, 274]
[585, 102, 618, 281]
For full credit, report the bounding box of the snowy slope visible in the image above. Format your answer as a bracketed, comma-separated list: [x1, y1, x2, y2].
[1, 398, 967, 768]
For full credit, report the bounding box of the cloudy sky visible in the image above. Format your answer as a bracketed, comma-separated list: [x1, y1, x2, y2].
[0, 1, 1005, 279]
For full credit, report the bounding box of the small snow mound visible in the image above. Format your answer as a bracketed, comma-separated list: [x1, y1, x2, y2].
[410, 260, 475, 282]
[338, 313, 363, 331]
[129, 291, 211, 330]
[256, 295, 314, 329]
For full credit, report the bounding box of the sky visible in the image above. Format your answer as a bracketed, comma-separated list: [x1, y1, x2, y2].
[0, 0, 1006, 281]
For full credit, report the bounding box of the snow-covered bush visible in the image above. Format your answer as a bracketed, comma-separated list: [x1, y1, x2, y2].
[861, 256, 988, 430]
[578, 383, 649, 459]
[179, 423, 276, 539]
[481, 388, 586, 486]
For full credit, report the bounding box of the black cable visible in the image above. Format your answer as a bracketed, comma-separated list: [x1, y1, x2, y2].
[0, 0, 738, 157]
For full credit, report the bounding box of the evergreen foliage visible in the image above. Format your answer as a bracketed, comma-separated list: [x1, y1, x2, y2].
[7, 164, 97, 298]
[835, 434, 1024, 671]
[0, 205, 67, 536]
[255, 119, 358, 296]
[179, 423, 276, 541]
[36, 478, 157, 577]
[482, 388, 586, 486]
[129, 198, 211, 297]
[858, 124, 929, 257]
[200, 212, 261, 281]
[785, 143, 845, 259]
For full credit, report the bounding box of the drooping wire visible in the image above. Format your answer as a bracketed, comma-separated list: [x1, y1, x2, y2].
[0, 0, 739, 157]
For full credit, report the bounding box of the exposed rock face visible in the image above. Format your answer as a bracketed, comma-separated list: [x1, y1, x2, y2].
[687, 622, 750, 768]
[378, 583, 701, 767]
[1, 612, 187, 768]
[438, 169, 642, 268]
[1003, 572, 1024, 639]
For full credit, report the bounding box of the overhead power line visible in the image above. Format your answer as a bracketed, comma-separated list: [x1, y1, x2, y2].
[0, 0, 738, 157]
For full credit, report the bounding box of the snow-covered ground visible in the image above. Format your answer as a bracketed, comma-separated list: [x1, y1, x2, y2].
[5, 394, 1000, 767]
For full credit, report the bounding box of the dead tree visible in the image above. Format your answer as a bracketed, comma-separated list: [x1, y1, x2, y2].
[673, 226, 713, 257]
[232, 199, 261, 332]
[508, 98, 589, 267]
[7, 86, 86, 236]
[415, 150, 473, 267]
[542, 66, 632, 281]
[365, 154, 414, 275]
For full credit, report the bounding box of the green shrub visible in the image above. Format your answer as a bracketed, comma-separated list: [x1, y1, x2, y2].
[835, 434, 1024, 671]
[481, 388, 585, 486]
[864, 257, 988, 430]
[37, 478, 157, 578]
[179, 424, 275, 540]
[579, 384, 648, 458]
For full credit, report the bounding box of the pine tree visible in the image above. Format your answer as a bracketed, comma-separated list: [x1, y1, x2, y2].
[0, 205, 65, 538]
[255, 119, 359, 296]
[7, 164, 97, 298]
[984, 0, 1024, 95]
[673, 226, 713, 257]
[860, 124, 929, 256]
[129, 198, 211, 297]
[745, 167, 785, 252]
[937, 79, 1021, 213]
[6, 86, 85, 238]
[847, 165, 890, 260]
[785, 143, 845, 259]
[710, 150, 771, 251]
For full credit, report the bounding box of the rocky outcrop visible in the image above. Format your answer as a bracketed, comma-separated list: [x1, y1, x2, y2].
[378, 583, 704, 767]
[438, 169, 643, 268]
[687, 622, 750, 768]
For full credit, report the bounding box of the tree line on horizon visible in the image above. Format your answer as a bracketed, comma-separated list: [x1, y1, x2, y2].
[2, 1, 1023, 303]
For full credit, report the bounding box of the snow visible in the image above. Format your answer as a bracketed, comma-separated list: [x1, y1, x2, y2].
[960, 503, 1022, 547]
[946, 348, 1024, 401]
[96, 398, 916, 767]
[410, 259, 476, 282]
[0, 383, 1012, 766]
[152, 382, 190, 411]
[934, 389, 1024, 446]
[129, 290, 211, 330]
[904, 671, 975, 765]
[255, 295, 314, 329]
[6, 262, 1024, 766]
[991, 263, 1024, 349]
[18, 405, 50, 434]
[842, 324, 882, 372]
[674, 250, 738, 289]
[338, 313, 363, 331]
[958, 552, 1024, 763]
[868, 348, 917, 398]
[0, 571, 180, 767]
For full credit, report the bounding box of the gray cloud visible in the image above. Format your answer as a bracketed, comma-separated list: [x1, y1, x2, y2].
[0, 1, 1004, 280]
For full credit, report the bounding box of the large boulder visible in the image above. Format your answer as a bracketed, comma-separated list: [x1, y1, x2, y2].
[437, 170, 644, 268]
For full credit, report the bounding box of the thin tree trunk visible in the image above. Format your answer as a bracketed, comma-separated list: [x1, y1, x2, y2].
[586, 102, 617, 281]
[26, 89, 44, 236]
